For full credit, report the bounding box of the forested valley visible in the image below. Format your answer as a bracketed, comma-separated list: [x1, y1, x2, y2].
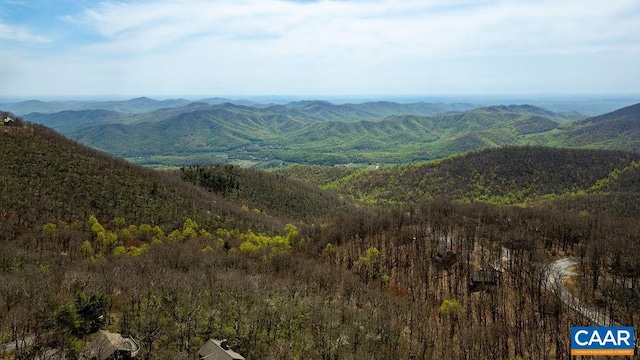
[1, 114, 639, 359]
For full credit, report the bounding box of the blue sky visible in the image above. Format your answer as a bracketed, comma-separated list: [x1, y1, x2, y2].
[1, 0, 639, 98]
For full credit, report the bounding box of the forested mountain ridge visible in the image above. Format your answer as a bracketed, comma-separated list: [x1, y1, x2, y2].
[278, 100, 478, 121]
[278, 146, 640, 216]
[43, 103, 583, 166]
[0, 120, 353, 234]
[564, 102, 640, 152]
[21, 100, 477, 129]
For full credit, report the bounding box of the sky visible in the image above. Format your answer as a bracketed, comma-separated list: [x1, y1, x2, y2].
[0, 0, 639, 98]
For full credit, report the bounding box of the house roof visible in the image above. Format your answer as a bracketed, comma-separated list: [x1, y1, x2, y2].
[198, 339, 245, 360]
[471, 269, 500, 284]
[84, 330, 139, 360]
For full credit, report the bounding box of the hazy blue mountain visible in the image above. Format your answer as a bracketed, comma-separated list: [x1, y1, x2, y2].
[23, 109, 125, 132]
[198, 97, 267, 107]
[1, 100, 81, 115]
[3, 97, 191, 114]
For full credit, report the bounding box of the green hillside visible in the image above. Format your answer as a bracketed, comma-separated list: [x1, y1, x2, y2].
[269, 107, 569, 164]
[70, 107, 304, 157]
[20, 101, 589, 167]
[283, 100, 478, 121]
[179, 164, 355, 223]
[0, 122, 351, 235]
[299, 147, 640, 210]
[273, 164, 359, 187]
[278, 146, 640, 218]
[513, 115, 559, 135]
[565, 102, 640, 152]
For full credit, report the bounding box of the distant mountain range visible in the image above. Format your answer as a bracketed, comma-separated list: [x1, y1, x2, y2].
[10, 99, 640, 167]
[5, 95, 640, 115]
[2, 97, 190, 114]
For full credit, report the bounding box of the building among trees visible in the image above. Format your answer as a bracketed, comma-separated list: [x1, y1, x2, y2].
[469, 269, 501, 292]
[198, 339, 245, 360]
[83, 330, 139, 360]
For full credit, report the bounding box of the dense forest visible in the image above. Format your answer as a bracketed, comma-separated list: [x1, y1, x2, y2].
[1, 116, 639, 359]
[277, 146, 640, 216]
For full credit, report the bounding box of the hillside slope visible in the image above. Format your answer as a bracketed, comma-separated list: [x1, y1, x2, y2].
[319, 146, 640, 209]
[565, 102, 640, 152]
[0, 121, 352, 235]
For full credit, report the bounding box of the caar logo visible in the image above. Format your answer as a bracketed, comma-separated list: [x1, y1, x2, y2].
[571, 326, 635, 356]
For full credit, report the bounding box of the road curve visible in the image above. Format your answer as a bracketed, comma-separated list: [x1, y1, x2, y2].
[543, 257, 619, 326]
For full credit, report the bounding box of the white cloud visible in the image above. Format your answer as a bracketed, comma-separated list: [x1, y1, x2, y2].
[0, 21, 49, 43]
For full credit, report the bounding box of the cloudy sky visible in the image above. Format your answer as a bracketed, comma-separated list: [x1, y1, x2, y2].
[1, 0, 639, 98]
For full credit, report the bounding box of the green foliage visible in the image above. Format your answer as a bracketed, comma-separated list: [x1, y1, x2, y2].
[128, 244, 149, 256]
[113, 216, 127, 229]
[89, 215, 105, 234]
[357, 247, 380, 265]
[168, 229, 182, 242]
[81, 240, 94, 258]
[113, 245, 127, 257]
[201, 245, 215, 253]
[181, 165, 239, 196]
[98, 231, 118, 249]
[74, 292, 108, 334]
[284, 223, 299, 246]
[182, 218, 199, 238]
[21, 101, 640, 168]
[238, 225, 296, 259]
[323, 243, 337, 257]
[45, 292, 107, 344]
[52, 301, 83, 335]
[43, 222, 57, 239]
[514, 115, 559, 135]
[438, 299, 463, 316]
[355, 247, 381, 282]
